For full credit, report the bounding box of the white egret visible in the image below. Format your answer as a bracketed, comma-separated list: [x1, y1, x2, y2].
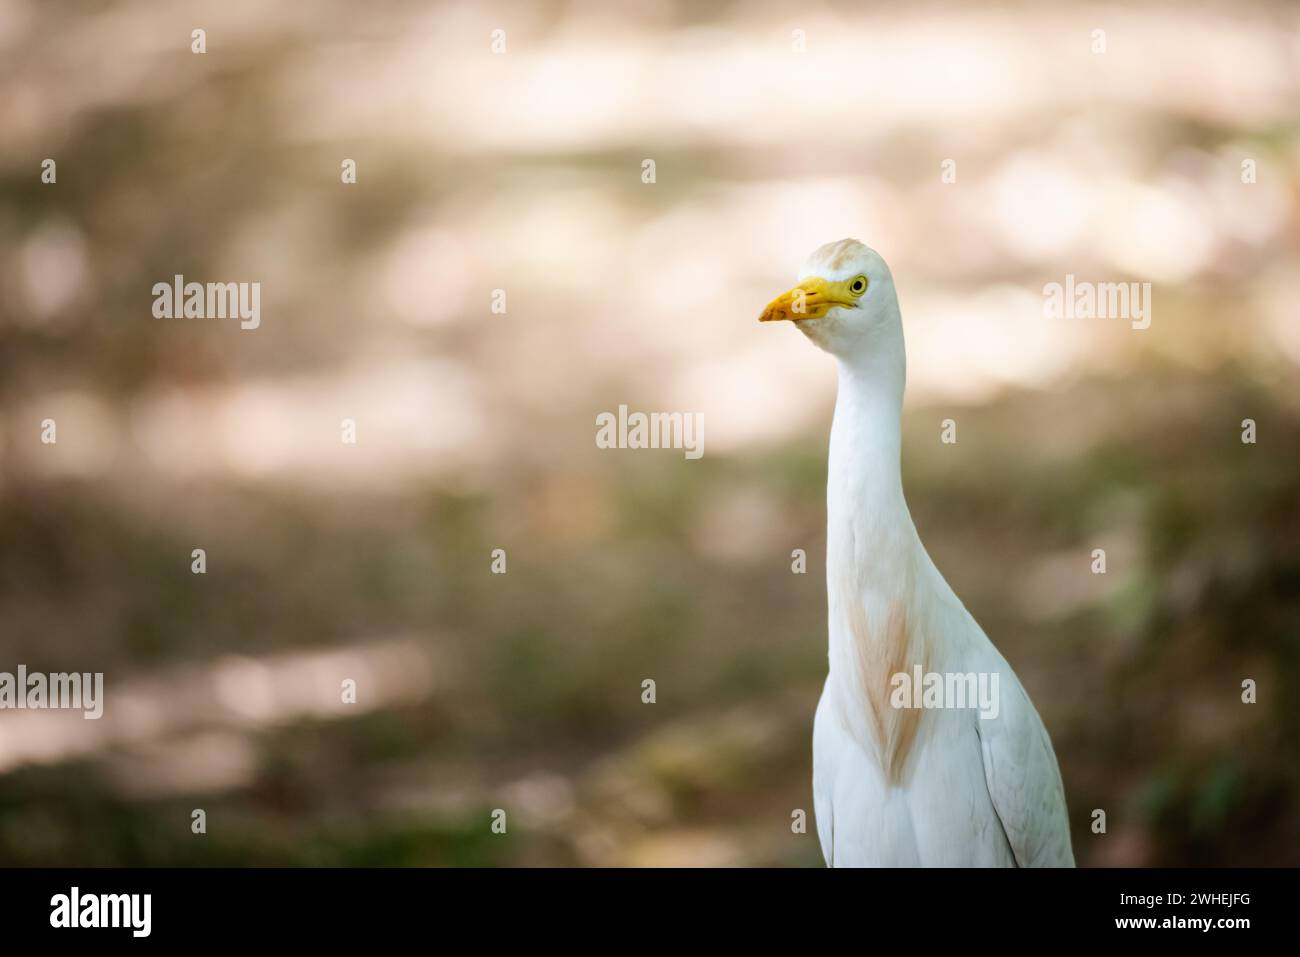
[760, 239, 1074, 867]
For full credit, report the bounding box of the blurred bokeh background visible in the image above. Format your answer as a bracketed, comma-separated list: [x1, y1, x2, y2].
[1, 0, 1298, 866]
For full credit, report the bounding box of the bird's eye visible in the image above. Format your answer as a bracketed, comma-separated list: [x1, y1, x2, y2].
[849, 276, 868, 296]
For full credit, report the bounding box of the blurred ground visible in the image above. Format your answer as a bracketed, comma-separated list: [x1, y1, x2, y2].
[0, 0, 1298, 865]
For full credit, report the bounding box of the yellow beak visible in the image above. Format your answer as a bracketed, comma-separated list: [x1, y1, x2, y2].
[758, 276, 854, 323]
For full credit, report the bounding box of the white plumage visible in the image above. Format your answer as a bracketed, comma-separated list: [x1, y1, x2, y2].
[760, 239, 1074, 867]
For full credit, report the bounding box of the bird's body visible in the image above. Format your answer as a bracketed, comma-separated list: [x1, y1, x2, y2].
[761, 239, 1073, 867]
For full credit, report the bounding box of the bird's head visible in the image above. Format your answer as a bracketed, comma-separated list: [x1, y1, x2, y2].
[758, 239, 900, 360]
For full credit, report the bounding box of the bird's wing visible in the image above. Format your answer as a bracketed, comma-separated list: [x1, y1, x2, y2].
[975, 669, 1075, 867]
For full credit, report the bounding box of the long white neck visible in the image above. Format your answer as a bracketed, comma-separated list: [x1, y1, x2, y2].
[823, 324, 924, 752]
